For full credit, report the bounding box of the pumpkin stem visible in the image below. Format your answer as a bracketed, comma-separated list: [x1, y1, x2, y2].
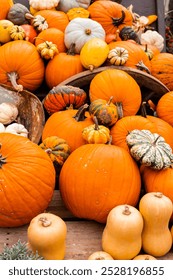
[44, 148, 52, 154]
[107, 135, 112, 145]
[112, 10, 126, 27]
[93, 116, 99, 130]
[88, 64, 94, 72]
[73, 104, 89, 121]
[107, 96, 114, 106]
[7, 72, 23, 92]
[39, 217, 52, 227]
[0, 154, 6, 167]
[154, 192, 163, 199]
[25, 13, 34, 20]
[122, 205, 131, 215]
[135, 60, 151, 74]
[85, 28, 91, 35]
[67, 43, 76, 56]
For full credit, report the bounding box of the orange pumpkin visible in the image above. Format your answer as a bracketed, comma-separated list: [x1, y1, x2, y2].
[151, 53, 173, 91]
[110, 115, 157, 152]
[0, 40, 45, 92]
[45, 44, 84, 89]
[0, 0, 13, 20]
[0, 133, 55, 227]
[89, 68, 142, 117]
[108, 40, 151, 73]
[156, 91, 173, 127]
[35, 10, 69, 32]
[34, 28, 67, 53]
[42, 104, 94, 152]
[59, 143, 141, 223]
[88, 1, 133, 35]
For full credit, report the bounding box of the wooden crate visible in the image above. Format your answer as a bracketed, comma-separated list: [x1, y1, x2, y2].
[0, 190, 173, 260]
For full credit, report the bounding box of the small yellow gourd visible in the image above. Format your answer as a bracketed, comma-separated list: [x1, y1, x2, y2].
[102, 204, 143, 260]
[139, 192, 173, 257]
[80, 37, 109, 71]
[27, 212, 67, 260]
[88, 251, 114, 260]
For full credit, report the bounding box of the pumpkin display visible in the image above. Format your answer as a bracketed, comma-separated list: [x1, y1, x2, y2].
[27, 212, 67, 260]
[58, 0, 91, 13]
[110, 115, 157, 152]
[64, 17, 106, 54]
[0, 0, 14, 20]
[34, 10, 69, 32]
[43, 85, 87, 114]
[139, 192, 173, 257]
[0, 132, 55, 227]
[67, 7, 90, 21]
[88, 1, 133, 35]
[42, 104, 94, 152]
[89, 97, 118, 127]
[150, 53, 173, 91]
[108, 40, 151, 73]
[156, 91, 173, 127]
[88, 251, 113, 260]
[59, 143, 141, 223]
[89, 68, 142, 117]
[0, 102, 18, 125]
[34, 28, 66, 53]
[102, 205, 143, 260]
[80, 38, 109, 71]
[82, 116, 111, 144]
[39, 135, 71, 166]
[126, 129, 173, 170]
[0, 40, 45, 92]
[45, 44, 84, 89]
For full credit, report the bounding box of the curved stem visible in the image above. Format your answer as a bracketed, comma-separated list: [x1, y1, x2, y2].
[0, 154, 6, 167]
[135, 60, 151, 74]
[7, 72, 23, 92]
[39, 217, 52, 227]
[112, 10, 125, 27]
[122, 205, 131, 215]
[93, 116, 99, 130]
[107, 96, 114, 106]
[73, 104, 89, 121]
[115, 102, 123, 119]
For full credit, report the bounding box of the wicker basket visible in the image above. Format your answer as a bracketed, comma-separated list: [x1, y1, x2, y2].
[0, 84, 45, 144]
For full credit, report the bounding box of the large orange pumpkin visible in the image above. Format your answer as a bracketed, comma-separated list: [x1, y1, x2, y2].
[89, 69, 142, 117]
[156, 91, 173, 127]
[42, 105, 94, 152]
[35, 10, 69, 32]
[59, 143, 141, 223]
[0, 0, 13, 20]
[88, 1, 133, 35]
[151, 53, 173, 91]
[0, 40, 45, 92]
[45, 44, 84, 89]
[0, 133, 55, 227]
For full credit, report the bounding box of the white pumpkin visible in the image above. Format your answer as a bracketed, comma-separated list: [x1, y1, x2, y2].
[0, 123, 5, 133]
[64, 17, 106, 53]
[58, 0, 91, 13]
[5, 123, 28, 137]
[0, 102, 18, 125]
[141, 30, 164, 52]
[29, 0, 60, 10]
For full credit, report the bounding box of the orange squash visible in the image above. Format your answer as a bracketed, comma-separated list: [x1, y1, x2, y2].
[0, 133, 55, 227]
[0, 40, 45, 92]
[89, 69, 142, 117]
[0, 0, 13, 20]
[156, 91, 173, 127]
[59, 143, 141, 223]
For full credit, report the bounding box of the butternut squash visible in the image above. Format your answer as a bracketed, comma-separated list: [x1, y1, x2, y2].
[133, 254, 157, 260]
[88, 251, 114, 260]
[139, 192, 173, 257]
[102, 205, 143, 260]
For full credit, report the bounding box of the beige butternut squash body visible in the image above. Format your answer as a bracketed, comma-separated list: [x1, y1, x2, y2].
[102, 205, 143, 260]
[139, 192, 173, 257]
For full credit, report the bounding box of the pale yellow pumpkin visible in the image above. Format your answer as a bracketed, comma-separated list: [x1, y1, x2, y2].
[88, 251, 114, 260]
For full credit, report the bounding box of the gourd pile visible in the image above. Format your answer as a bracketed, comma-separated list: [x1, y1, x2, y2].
[0, 0, 173, 260]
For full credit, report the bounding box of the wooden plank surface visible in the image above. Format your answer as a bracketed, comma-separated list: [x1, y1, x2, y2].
[0, 191, 173, 260]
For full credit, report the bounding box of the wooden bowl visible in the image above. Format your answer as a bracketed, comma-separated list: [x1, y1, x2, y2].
[58, 66, 169, 104]
[0, 84, 45, 144]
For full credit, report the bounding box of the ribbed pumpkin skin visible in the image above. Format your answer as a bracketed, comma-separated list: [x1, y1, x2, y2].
[59, 144, 141, 223]
[151, 53, 173, 91]
[0, 133, 56, 227]
[34, 28, 67, 53]
[89, 69, 142, 117]
[88, 1, 133, 35]
[156, 91, 173, 127]
[42, 108, 94, 152]
[35, 10, 69, 32]
[110, 116, 157, 152]
[0, 41, 45, 91]
[0, 0, 13, 20]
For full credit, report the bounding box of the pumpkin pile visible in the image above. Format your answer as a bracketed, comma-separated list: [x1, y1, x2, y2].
[1, 0, 173, 261]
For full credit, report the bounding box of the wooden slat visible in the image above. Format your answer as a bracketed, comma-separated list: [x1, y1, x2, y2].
[0, 190, 173, 260]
